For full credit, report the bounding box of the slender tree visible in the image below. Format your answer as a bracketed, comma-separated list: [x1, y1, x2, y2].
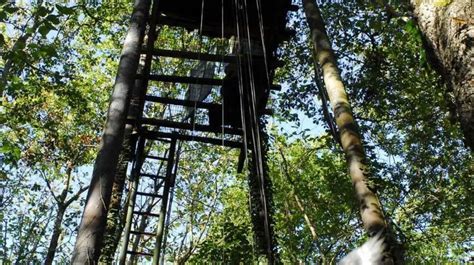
[71, 0, 150, 262]
[302, 1, 398, 262]
[44, 163, 89, 265]
[303, 0, 386, 234]
[410, 0, 473, 150]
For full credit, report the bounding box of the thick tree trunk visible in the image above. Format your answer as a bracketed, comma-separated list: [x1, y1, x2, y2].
[44, 206, 66, 265]
[71, 0, 150, 263]
[99, 127, 133, 263]
[100, 49, 153, 262]
[410, 0, 474, 150]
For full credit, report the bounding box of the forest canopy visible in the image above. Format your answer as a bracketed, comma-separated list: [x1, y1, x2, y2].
[0, 0, 472, 264]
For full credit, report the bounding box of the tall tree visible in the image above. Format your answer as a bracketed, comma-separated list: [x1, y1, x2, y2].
[71, 0, 151, 262]
[410, 0, 473, 149]
[302, 0, 399, 263]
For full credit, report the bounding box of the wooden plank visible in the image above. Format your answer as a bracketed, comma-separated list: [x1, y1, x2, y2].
[145, 154, 168, 161]
[140, 118, 242, 135]
[147, 48, 237, 63]
[270, 84, 282, 91]
[133, 211, 161, 218]
[144, 74, 223, 86]
[127, 250, 153, 257]
[130, 230, 156, 237]
[140, 173, 165, 179]
[143, 130, 243, 148]
[136, 191, 163, 198]
[144, 95, 220, 109]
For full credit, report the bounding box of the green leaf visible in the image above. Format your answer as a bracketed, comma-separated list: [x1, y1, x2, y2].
[38, 22, 56, 36]
[36, 5, 49, 17]
[45, 14, 60, 25]
[56, 4, 75, 15]
[2, 5, 18, 14]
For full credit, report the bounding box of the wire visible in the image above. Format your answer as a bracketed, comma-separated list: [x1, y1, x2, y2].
[233, 0, 249, 160]
[239, 0, 274, 261]
[255, 0, 270, 88]
[220, 0, 225, 146]
[191, 0, 207, 136]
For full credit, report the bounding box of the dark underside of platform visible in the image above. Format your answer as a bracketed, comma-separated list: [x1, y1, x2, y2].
[157, 0, 293, 51]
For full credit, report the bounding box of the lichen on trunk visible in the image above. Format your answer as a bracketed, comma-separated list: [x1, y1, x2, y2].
[410, 0, 474, 150]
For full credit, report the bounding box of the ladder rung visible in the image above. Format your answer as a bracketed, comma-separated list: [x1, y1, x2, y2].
[142, 134, 173, 143]
[142, 74, 223, 86]
[133, 211, 160, 218]
[136, 191, 163, 198]
[126, 250, 153, 257]
[146, 48, 237, 63]
[140, 173, 166, 179]
[130, 230, 156, 237]
[145, 155, 167, 161]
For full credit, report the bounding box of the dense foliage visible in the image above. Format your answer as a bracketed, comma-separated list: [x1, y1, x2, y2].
[1, 0, 471, 263]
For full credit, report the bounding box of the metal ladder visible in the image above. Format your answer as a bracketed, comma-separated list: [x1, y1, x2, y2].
[118, 135, 177, 264]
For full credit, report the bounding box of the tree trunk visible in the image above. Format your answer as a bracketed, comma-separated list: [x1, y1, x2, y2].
[410, 0, 474, 150]
[71, 0, 150, 263]
[302, 1, 402, 263]
[303, 0, 386, 236]
[99, 127, 133, 263]
[44, 206, 66, 265]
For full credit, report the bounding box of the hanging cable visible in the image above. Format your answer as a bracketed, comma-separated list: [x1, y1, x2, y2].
[240, 0, 274, 261]
[190, 0, 207, 136]
[233, 0, 249, 160]
[311, 50, 341, 148]
[255, 0, 271, 88]
[160, 141, 182, 265]
[220, 0, 225, 146]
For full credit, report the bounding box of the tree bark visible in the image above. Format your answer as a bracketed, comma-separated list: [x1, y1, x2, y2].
[303, 0, 405, 263]
[71, 0, 150, 263]
[410, 0, 474, 150]
[99, 127, 133, 263]
[44, 206, 66, 265]
[303, 0, 387, 236]
[44, 165, 88, 265]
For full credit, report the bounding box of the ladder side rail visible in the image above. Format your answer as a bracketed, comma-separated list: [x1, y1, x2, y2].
[118, 136, 148, 265]
[152, 137, 177, 264]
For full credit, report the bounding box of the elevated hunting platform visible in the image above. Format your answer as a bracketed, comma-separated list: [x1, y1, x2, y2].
[74, 0, 296, 264]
